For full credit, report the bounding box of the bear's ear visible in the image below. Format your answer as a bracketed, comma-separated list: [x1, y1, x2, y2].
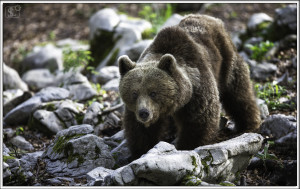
[157, 54, 178, 76]
[118, 55, 136, 76]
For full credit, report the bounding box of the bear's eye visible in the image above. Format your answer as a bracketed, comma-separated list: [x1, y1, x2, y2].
[132, 92, 138, 100]
[149, 92, 156, 98]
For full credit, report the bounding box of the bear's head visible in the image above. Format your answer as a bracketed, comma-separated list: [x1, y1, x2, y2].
[118, 54, 192, 127]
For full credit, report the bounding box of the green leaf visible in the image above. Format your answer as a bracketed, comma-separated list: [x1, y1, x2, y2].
[266, 153, 278, 160]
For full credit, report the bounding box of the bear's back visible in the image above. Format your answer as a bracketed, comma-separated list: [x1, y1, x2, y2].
[139, 14, 236, 79]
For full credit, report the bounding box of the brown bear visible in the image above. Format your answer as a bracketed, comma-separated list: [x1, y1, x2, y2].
[118, 14, 261, 160]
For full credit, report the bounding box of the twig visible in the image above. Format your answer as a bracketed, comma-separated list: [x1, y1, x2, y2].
[101, 102, 124, 115]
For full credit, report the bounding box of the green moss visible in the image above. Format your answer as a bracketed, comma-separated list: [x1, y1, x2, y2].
[107, 48, 120, 66]
[219, 181, 236, 186]
[89, 29, 120, 68]
[51, 134, 88, 166]
[66, 152, 85, 166]
[257, 21, 272, 31]
[51, 134, 85, 155]
[191, 155, 198, 173]
[201, 152, 213, 175]
[3, 155, 16, 162]
[142, 28, 155, 39]
[181, 175, 202, 186]
[234, 171, 241, 185]
[44, 102, 56, 111]
[95, 145, 101, 154]
[75, 113, 85, 125]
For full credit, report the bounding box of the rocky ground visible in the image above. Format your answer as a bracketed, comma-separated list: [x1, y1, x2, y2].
[2, 3, 298, 187]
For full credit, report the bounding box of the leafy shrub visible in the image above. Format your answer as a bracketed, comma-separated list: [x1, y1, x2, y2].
[63, 48, 94, 72]
[139, 4, 174, 38]
[255, 82, 294, 111]
[247, 41, 274, 61]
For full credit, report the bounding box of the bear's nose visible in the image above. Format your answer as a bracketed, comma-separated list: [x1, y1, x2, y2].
[139, 109, 149, 120]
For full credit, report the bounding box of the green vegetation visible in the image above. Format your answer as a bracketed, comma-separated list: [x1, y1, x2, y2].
[219, 181, 236, 186]
[16, 127, 24, 136]
[181, 175, 202, 186]
[3, 155, 16, 162]
[246, 41, 274, 61]
[51, 134, 85, 154]
[49, 31, 56, 41]
[63, 48, 94, 72]
[44, 102, 56, 111]
[191, 156, 198, 173]
[86, 83, 107, 107]
[201, 153, 213, 175]
[256, 141, 283, 170]
[255, 82, 294, 111]
[139, 4, 174, 39]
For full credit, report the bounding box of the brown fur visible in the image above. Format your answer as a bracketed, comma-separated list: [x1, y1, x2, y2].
[118, 14, 261, 160]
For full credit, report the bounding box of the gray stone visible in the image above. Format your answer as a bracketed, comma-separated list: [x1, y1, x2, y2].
[247, 13, 273, 31]
[292, 57, 297, 69]
[67, 83, 97, 101]
[159, 13, 183, 30]
[87, 167, 114, 186]
[102, 78, 119, 91]
[42, 125, 114, 177]
[4, 91, 33, 117]
[3, 128, 15, 139]
[275, 4, 297, 31]
[90, 9, 151, 70]
[22, 69, 55, 90]
[46, 177, 75, 186]
[20, 151, 44, 171]
[4, 87, 70, 126]
[244, 37, 263, 55]
[109, 129, 125, 143]
[3, 143, 11, 156]
[3, 89, 24, 105]
[256, 98, 269, 119]
[10, 135, 34, 151]
[83, 101, 104, 126]
[89, 8, 120, 39]
[35, 87, 70, 101]
[96, 112, 122, 136]
[103, 130, 125, 149]
[55, 71, 88, 87]
[3, 162, 11, 180]
[56, 71, 97, 101]
[231, 32, 242, 50]
[105, 142, 202, 186]
[94, 66, 120, 84]
[56, 38, 89, 51]
[194, 133, 263, 183]
[275, 128, 297, 150]
[31, 109, 66, 135]
[110, 140, 131, 168]
[54, 100, 85, 127]
[260, 114, 296, 139]
[245, 59, 257, 68]
[251, 62, 277, 81]
[95, 24, 139, 70]
[21, 44, 63, 74]
[125, 40, 153, 62]
[3, 63, 28, 91]
[5, 157, 20, 169]
[56, 124, 94, 137]
[239, 51, 249, 62]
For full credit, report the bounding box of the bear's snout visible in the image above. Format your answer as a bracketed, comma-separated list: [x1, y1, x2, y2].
[138, 108, 150, 120]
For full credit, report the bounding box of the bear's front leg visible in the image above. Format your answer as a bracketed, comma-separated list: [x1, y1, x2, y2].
[175, 94, 220, 150]
[123, 108, 166, 160]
